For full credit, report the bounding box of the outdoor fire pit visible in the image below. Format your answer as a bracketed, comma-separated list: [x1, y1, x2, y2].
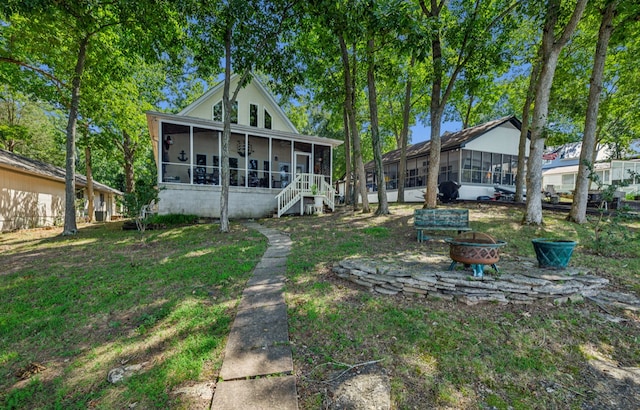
[445, 232, 507, 277]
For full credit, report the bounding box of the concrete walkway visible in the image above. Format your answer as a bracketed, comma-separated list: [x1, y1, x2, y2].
[211, 223, 298, 410]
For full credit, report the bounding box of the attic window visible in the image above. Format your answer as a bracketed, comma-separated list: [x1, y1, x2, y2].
[213, 101, 222, 122]
[250, 104, 258, 127]
[213, 100, 238, 124]
[264, 109, 272, 129]
[230, 101, 238, 124]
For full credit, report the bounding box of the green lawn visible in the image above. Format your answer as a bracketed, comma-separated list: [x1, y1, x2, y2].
[0, 222, 267, 409]
[1, 204, 639, 409]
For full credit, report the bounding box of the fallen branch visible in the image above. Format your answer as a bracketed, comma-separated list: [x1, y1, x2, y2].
[312, 359, 385, 384]
[555, 382, 586, 397]
[585, 295, 614, 315]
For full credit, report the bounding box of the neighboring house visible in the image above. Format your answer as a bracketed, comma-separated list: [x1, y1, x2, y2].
[364, 116, 530, 202]
[542, 140, 640, 195]
[146, 73, 343, 218]
[0, 149, 122, 232]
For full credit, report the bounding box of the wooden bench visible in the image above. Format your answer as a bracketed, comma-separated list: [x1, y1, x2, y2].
[414, 208, 471, 242]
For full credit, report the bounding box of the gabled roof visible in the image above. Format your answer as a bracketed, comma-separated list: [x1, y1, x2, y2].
[370, 116, 523, 166]
[178, 72, 299, 133]
[0, 149, 122, 195]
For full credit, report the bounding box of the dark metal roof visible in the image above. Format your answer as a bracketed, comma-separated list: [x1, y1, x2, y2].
[0, 149, 123, 195]
[366, 116, 523, 167]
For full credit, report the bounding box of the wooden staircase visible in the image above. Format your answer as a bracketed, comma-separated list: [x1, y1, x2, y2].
[275, 173, 335, 218]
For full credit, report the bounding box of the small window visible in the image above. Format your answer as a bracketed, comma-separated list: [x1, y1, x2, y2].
[250, 104, 258, 127]
[213, 101, 222, 122]
[230, 101, 238, 124]
[213, 100, 238, 123]
[264, 109, 272, 129]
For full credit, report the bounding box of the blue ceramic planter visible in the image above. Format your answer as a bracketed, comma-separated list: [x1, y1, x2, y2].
[531, 238, 577, 269]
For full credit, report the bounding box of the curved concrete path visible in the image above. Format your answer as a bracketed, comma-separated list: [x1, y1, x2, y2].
[211, 222, 298, 410]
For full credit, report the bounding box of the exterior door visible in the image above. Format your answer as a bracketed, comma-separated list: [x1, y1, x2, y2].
[294, 152, 311, 179]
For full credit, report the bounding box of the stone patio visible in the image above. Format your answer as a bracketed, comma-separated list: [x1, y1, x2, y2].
[333, 253, 640, 308]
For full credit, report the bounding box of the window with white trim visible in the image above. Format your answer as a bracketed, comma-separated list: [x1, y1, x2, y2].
[212, 100, 238, 124]
[250, 103, 258, 127]
[264, 109, 272, 129]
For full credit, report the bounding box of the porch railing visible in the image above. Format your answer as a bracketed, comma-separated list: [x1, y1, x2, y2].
[275, 173, 334, 217]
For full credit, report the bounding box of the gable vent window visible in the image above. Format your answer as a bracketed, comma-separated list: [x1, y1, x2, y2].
[264, 109, 272, 129]
[213, 100, 238, 124]
[250, 104, 258, 127]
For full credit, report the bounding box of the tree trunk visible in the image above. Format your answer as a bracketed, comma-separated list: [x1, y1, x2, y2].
[515, 57, 541, 203]
[342, 106, 352, 205]
[397, 56, 414, 204]
[63, 35, 90, 235]
[220, 25, 232, 233]
[339, 36, 369, 213]
[123, 131, 136, 194]
[85, 145, 94, 223]
[423, 0, 445, 209]
[524, 0, 587, 225]
[339, 37, 352, 206]
[367, 38, 389, 215]
[569, 0, 617, 224]
[525, 51, 561, 224]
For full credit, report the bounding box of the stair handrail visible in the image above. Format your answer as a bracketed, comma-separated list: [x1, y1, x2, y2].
[275, 174, 303, 217]
[275, 173, 336, 217]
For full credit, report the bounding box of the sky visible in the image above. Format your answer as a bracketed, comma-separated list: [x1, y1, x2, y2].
[410, 120, 463, 144]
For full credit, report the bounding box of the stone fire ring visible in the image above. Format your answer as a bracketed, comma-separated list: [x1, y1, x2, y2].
[445, 232, 507, 277]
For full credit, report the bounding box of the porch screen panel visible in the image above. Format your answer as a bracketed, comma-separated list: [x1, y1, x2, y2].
[489, 153, 501, 185]
[481, 152, 492, 184]
[384, 163, 398, 189]
[504, 155, 526, 185]
[248, 135, 268, 187]
[161, 122, 190, 184]
[623, 162, 638, 184]
[501, 155, 514, 185]
[418, 157, 428, 187]
[230, 133, 246, 186]
[405, 158, 417, 187]
[461, 150, 472, 183]
[313, 145, 331, 182]
[449, 151, 460, 183]
[366, 169, 376, 192]
[611, 162, 624, 185]
[193, 127, 219, 185]
[272, 139, 292, 188]
[438, 151, 450, 184]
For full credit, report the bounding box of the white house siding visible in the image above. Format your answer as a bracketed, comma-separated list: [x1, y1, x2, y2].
[158, 184, 280, 219]
[463, 123, 526, 155]
[543, 160, 640, 195]
[365, 120, 528, 203]
[180, 76, 296, 133]
[0, 168, 65, 231]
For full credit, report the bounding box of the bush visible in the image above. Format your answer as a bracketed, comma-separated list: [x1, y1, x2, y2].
[146, 214, 199, 226]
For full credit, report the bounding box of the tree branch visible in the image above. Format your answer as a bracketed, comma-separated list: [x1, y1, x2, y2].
[0, 57, 66, 92]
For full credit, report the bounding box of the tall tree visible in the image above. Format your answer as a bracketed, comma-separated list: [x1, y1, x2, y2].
[569, 0, 619, 223]
[418, 0, 519, 208]
[185, 0, 299, 231]
[340, 36, 371, 213]
[0, 1, 183, 234]
[523, 0, 588, 225]
[366, 35, 389, 215]
[515, 57, 541, 203]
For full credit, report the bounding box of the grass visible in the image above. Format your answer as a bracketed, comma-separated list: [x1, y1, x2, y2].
[1, 203, 639, 409]
[259, 203, 640, 409]
[0, 221, 267, 409]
